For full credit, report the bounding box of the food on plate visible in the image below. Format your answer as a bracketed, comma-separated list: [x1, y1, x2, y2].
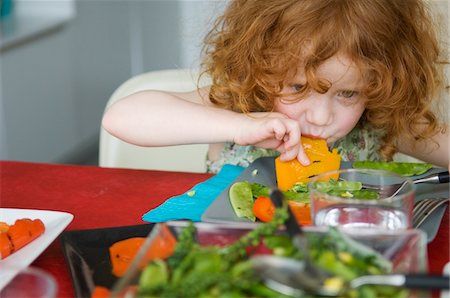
[287, 200, 311, 225]
[275, 137, 341, 191]
[137, 210, 287, 297]
[252, 196, 275, 222]
[229, 178, 380, 224]
[90, 286, 111, 298]
[229, 181, 312, 224]
[352, 160, 433, 176]
[109, 224, 176, 277]
[252, 195, 311, 225]
[229, 182, 256, 221]
[311, 179, 379, 200]
[135, 205, 404, 297]
[0, 218, 45, 259]
[0, 222, 9, 232]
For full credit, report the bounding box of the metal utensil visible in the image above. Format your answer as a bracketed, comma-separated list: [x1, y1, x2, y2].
[363, 171, 449, 198]
[268, 189, 332, 295]
[412, 197, 449, 228]
[252, 255, 450, 297]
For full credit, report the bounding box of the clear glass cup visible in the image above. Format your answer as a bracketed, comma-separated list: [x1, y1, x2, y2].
[309, 168, 415, 230]
[0, 266, 57, 298]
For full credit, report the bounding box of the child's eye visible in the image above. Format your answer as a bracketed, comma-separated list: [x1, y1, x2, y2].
[291, 84, 304, 92]
[338, 90, 357, 98]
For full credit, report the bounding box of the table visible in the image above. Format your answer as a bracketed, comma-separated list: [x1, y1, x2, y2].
[1, 161, 449, 297]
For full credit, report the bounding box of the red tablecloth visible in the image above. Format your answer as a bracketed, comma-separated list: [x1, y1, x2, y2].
[1, 161, 449, 297]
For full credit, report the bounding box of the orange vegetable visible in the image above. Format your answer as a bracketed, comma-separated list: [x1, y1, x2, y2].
[0, 232, 12, 259]
[7, 218, 45, 251]
[253, 196, 275, 222]
[288, 201, 312, 225]
[275, 136, 341, 191]
[109, 224, 177, 277]
[91, 286, 111, 298]
[0, 221, 9, 233]
[0, 218, 45, 259]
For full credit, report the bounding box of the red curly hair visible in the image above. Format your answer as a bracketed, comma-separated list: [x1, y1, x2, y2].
[201, 0, 447, 160]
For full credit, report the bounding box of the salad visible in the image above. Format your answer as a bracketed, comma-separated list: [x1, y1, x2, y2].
[134, 204, 407, 298]
[229, 180, 380, 223]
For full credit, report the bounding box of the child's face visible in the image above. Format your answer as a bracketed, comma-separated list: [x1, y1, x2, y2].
[275, 54, 366, 145]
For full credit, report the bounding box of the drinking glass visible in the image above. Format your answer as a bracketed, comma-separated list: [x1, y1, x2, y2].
[0, 266, 57, 298]
[309, 168, 414, 230]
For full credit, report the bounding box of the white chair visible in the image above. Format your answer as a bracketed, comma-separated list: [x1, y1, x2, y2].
[99, 69, 211, 173]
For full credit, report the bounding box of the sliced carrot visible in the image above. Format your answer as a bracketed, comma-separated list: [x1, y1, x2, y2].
[91, 286, 111, 298]
[0, 221, 10, 233]
[253, 196, 275, 222]
[7, 218, 45, 251]
[29, 218, 45, 238]
[109, 224, 177, 277]
[0, 232, 12, 259]
[288, 201, 312, 225]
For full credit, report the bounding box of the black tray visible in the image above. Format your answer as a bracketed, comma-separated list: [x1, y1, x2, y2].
[60, 224, 155, 298]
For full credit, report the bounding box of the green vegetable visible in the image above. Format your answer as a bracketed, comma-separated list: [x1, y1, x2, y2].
[312, 180, 380, 200]
[166, 221, 195, 269]
[229, 181, 256, 221]
[250, 183, 270, 198]
[352, 161, 432, 176]
[138, 199, 406, 297]
[138, 205, 289, 297]
[139, 259, 168, 291]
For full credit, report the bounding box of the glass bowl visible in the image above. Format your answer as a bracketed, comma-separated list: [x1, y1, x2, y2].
[110, 221, 428, 297]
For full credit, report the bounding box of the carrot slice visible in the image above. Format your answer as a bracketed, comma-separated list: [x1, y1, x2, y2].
[7, 218, 45, 251]
[288, 201, 312, 225]
[0, 232, 12, 259]
[109, 224, 177, 277]
[253, 196, 275, 222]
[0, 221, 10, 233]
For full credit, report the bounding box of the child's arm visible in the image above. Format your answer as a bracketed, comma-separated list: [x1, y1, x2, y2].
[101, 88, 310, 165]
[396, 128, 449, 168]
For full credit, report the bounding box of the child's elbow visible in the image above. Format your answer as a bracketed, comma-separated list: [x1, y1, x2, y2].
[101, 105, 121, 136]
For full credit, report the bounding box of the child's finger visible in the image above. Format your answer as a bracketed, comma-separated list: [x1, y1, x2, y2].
[280, 146, 299, 161]
[296, 138, 310, 166]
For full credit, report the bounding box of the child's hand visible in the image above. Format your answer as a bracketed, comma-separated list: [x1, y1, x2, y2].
[233, 112, 310, 166]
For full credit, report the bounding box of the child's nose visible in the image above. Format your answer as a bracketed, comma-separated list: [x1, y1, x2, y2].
[305, 96, 333, 126]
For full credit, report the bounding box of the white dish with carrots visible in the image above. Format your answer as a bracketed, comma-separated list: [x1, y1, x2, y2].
[0, 208, 73, 290]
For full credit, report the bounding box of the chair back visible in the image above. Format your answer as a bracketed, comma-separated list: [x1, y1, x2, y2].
[99, 69, 211, 172]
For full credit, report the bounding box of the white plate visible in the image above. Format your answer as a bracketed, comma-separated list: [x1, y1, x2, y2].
[0, 208, 74, 290]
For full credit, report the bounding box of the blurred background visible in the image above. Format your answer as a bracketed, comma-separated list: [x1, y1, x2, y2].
[0, 0, 227, 165]
[0, 0, 447, 166]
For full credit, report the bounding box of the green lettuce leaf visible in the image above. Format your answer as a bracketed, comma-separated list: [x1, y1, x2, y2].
[352, 161, 432, 176]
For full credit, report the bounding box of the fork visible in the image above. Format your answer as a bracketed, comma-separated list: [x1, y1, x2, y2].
[363, 171, 449, 198]
[412, 197, 449, 228]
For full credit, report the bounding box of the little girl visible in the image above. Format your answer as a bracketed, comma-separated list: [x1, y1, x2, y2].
[102, 0, 449, 173]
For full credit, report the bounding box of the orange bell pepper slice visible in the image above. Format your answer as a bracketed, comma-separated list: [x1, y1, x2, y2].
[288, 201, 312, 225]
[275, 137, 341, 191]
[109, 224, 177, 277]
